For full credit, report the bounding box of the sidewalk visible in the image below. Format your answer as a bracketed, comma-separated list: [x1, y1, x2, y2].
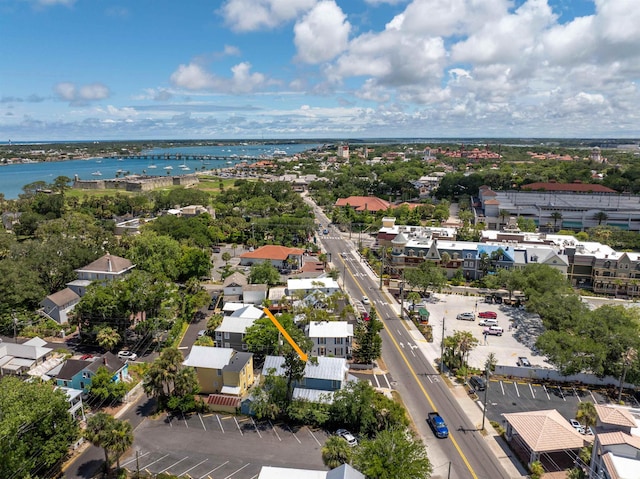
[371, 273, 526, 478]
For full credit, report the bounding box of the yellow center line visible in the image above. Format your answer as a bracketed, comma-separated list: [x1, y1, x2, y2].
[346, 264, 478, 479]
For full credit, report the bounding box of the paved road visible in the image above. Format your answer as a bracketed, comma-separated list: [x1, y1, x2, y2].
[306, 194, 516, 479]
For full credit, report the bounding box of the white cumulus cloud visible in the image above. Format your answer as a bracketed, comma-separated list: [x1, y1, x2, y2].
[294, 1, 351, 64]
[53, 82, 110, 105]
[170, 61, 267, 94]
[220, 0, 317, 32]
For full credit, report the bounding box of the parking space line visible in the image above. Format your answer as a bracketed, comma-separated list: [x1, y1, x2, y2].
[182, 413, 188, 428]
[167, 413, 173, 427]
[529, 383, 535, 399]
[224, 463, 251, 478]
[140, 453, 170, 470]
[513, 381, 520, 398]
[199, 460, 229, 479]
[269, 420, 282, 441]
[179, 458, 208, 476]
[159, 456, 189, 474]
[574, 388, 582, 402]
[557, 386, 566, 401]
[217, 414, 225, 433]
[383, 374, 391, 389]
[500, 381, 505, 395]
[251, 417, 262, 438]
[373, 374, 380, 388]
[590, 390, 598, 403]
[308, 428, 322, 446]
[543, 385, 551, 400]
[234, 416, 244, 436]
[285, 424, 302, 444]
[121, 451, 151, 467]
[198, 413, 207, 430]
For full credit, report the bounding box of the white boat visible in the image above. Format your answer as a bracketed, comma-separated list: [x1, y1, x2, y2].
[92, 171, 102, 176]
[273, 150, 287, 156]
[148, 163, 157, 169]
[180, 165, 190, 171]
[164, 165, 173, 170]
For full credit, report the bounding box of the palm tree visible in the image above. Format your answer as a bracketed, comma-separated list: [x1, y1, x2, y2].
[499, 209, 510, 229]
[575, 401, 597, 431]
[96, 326, 121, 352]
[593, 211, 609, 226]
[550, 211, 563, 231]
[406, 291, 422, 312]
[84, 412, 133, 475]
[109, 418, 134, 471]
[322, 435, 353, 468]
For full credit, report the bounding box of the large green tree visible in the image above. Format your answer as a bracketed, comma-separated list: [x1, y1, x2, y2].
[143, 347, 200, 411]
[87, 366, 128, 405]
[404, 261, 448, 297]
[353, 428, 432, 479]
[353, 309, 383, 365]
[322, 435, 353, 469]
[249, 261, 282, 286]
[244, 313, 311, 361]
[0, 377, 79, 479]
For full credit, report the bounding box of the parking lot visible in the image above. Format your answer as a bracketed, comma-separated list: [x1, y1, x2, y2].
[414, 292, 552, 370]
[123, 412, 330, 478]
[481, 378, 610, 430]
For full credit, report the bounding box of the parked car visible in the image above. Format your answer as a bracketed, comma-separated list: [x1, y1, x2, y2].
[517, 356, 531, 367]
[569, 419, 586, 434]
[456, 312, 475, 321]
[197, 330, 207, 337]
[469, 375, 487, 391]
[483, 326, 504, 336]
[336, 429, 358, 447]
[478, 318, 499, 327]
[478, 311, 497, 319]
[362, 296, 370, 305]
[117, 350, 138, 361]
[80, 354, 94, 360]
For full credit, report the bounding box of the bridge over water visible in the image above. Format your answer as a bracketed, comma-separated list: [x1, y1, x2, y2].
[107, 154, 270, 162]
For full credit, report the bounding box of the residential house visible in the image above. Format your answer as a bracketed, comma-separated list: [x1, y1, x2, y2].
[286, 278, 340, 297]
[239, 245, 304, 270]
[589, 404, 640, 479]
[223, 272, 248, 299]
[182, 346, 254, 396]
[243, 284, 268, 305]
[262, 355, 352, 403]
[67, 253, 135, 298]
[306, 321, 353, 358]
[55, 352, 128, 393]
[40, 288, 80, 324]
[57, 386, 86, 421]
[0, 337, 53, 376]
[267, 286, 288, 310]
[215, 305, 264, 350]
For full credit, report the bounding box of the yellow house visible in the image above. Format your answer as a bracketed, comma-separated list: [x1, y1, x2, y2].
[182, 345, 254, 395]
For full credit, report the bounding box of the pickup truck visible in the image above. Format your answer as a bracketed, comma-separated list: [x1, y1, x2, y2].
[427, 412, 449, 438]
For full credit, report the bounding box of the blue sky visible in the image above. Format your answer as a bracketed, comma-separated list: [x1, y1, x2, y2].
[1, 0, 639, 140]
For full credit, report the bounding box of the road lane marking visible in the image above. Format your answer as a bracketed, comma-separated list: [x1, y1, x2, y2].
[140, 453, 170, 470]
[159, 456, 189, 474]
[179, 458, 208, 476]
[268, 420, 282, 441]
[224, 463, 251, 478]
[251, 417, 262, 438]
[199, 460, 229, 479]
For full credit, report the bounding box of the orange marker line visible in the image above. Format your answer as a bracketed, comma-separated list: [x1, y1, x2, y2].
[263, 307, 308, 362]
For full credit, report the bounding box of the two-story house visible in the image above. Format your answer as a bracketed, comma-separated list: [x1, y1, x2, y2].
[67, 253, 135, 297]
[223, 272, 248, 300]
[55, 352, 129, 393]
[40, 288, 81, 325]
[215, 305, 264, 350]
[182, 346, 254, 396]
[306, 321, 353, 358]
[0, 337, 53, 376]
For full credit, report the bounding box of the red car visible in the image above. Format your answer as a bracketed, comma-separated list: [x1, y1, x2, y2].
[478, 311, 497, 319]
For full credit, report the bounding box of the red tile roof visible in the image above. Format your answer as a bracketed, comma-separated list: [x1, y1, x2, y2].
[240, 245, 304, 261]
[335, 196, 390, 212]
[521, 182, 616, 193]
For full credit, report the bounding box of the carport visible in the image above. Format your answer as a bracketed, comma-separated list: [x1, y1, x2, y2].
[503, 409, 591, 473]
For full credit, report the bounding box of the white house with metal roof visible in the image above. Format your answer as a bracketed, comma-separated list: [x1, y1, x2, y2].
[286, 278, 340, 296]
[306, 321, 353, 358]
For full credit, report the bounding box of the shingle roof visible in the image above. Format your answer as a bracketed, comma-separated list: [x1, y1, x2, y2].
[56, 359, 92, 380]
[223, 352, 252, 373]
[334, 196, 390, 212]
[86, 352, 125, 374]
[503, 409, 587, 452]
[76, 253, 134, 274]
[596, 404, 638, 428]
[43, 288, 80, 307]
[224, 272, 248, 287]
[240, 245, 304, 261]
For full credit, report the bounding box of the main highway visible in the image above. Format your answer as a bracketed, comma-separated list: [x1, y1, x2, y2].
[304, 195, 513, 479]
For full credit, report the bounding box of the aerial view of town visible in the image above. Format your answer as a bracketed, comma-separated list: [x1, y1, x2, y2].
[2, 1, 640, 479]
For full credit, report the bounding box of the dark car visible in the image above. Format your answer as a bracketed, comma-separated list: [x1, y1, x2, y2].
[517, 356, 532, 367]
[478, 311, 497, 319]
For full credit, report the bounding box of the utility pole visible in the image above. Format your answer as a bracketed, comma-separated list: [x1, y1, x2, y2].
[482, 357, 491, 430]
[379, 247, 385, 290]
[440, 316, 446, 373]
[399, 268, 405, 320]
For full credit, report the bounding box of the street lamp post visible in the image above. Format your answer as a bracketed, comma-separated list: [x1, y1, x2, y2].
[440, 316, 446, 373]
